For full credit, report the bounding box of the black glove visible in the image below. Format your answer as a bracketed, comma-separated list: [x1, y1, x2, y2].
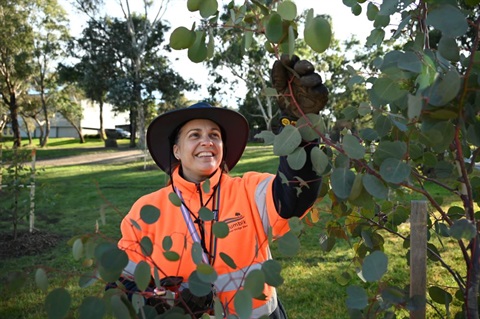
[271, 54, 329, 119]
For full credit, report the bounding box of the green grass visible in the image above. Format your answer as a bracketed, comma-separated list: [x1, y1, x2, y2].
[0, 138, 473, 319]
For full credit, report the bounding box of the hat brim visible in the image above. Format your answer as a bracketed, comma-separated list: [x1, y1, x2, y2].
[147, 107, 249, 173]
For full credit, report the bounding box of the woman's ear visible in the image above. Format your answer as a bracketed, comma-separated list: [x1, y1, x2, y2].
[172, 145, 180, 160]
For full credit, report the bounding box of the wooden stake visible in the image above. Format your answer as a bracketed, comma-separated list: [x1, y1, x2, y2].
[410, 200, 428, 319]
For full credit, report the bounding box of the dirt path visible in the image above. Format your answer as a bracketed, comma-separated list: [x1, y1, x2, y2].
[34, 149, 147, 167]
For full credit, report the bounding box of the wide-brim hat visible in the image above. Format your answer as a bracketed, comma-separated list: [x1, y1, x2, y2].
[147, 102, 249, 173]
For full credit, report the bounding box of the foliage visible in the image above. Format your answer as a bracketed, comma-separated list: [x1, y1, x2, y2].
[167, 0, 480, 318]
[13, 0, 479, 319]
[0, 146, 36, 239]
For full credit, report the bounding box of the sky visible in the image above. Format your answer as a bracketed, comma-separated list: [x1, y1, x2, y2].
[59, 0, 375, 104]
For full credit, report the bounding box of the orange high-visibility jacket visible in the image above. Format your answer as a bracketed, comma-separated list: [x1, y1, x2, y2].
[118, 166, 293, 318]
[118, 144, 321, 318]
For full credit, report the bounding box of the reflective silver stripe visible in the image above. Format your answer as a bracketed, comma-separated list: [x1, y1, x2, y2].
[251, 288, 277, 318]
[215, 263, 262, 291]
[214, 263, 278, 318]
[254, 176, 274, 235]
[122, 260, 137, 281]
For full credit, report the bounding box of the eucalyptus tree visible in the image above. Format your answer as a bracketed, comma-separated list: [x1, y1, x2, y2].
[69, 0, 197, 148]
[0, 0, 36, 147]
[59, 18, 117, 141]
[31, 0, 70, 147]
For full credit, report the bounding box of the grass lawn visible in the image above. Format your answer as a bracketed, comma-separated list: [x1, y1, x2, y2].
[0, 138, 474, 319]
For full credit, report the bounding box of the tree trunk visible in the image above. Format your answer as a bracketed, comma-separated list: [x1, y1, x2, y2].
[466, 236, 480, 319]
[99, 100, 106, 140]
[9, 92, 21, 148]
[129, 104, 137, 148]
[40, 89, 50, 147]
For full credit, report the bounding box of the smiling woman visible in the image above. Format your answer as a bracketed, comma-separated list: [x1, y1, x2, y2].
[109, 99, 324, 318]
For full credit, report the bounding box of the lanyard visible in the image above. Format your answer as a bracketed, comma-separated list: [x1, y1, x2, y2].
[175, 184, 220, 265]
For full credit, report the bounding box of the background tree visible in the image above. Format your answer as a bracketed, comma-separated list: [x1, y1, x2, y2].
[0, 0, 36, 147]
[31, 0, 70, 147]
[67, 0, 198, 148]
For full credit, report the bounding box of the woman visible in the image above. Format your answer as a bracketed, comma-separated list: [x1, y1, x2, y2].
[117, 56, 327, 319]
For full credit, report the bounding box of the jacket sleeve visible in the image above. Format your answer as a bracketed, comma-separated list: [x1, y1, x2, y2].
[272, 143, 322, 218]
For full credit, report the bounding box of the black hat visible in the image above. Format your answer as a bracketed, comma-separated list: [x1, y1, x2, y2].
[146, 102, 249, 173]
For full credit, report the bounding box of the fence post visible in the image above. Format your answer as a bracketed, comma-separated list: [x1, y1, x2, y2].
[29, 149, 36, 233]
[410, 200, 428, 319]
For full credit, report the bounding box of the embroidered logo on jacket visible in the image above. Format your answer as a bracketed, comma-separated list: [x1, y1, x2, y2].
[222, 212, 248, 232]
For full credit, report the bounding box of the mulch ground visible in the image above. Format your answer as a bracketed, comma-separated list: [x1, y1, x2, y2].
[0, 230, 62, 259]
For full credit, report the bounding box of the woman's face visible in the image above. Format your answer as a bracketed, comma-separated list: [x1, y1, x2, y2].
[172, 119, 223, 183]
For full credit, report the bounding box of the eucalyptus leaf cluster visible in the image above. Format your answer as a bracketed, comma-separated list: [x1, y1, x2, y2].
[170, 0, 480, 318]
[31, 0, 480, 318]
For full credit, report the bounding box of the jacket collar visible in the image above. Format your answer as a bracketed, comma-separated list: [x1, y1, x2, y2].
[171, 166, 222, 196]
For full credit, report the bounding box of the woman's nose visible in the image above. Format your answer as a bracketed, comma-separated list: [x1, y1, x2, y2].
[201, 136, 214, 145]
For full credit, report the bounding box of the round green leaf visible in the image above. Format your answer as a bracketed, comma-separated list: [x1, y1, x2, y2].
[342, 135, 365, 160]
[35, 268, 48, 292]
[379, 158, 410, 184]
[99, 245, 128, 273]
[234, 289, 253, 319]
[199, 207, 214, 221]
[351, 3, 362, 16]
[199, 0, 218, 18]
[187, 0, 201, 11]
[277, 231, 300, 257]
[426, 4, 468, 37]
[188, 31, 208, 63]
[438, 36, 460, 62]
[162, 235, 173, 251]
[188, 271, 213, 297]
[361, 251, 388, 282]
[72, 238, 84, 261]
[78, 296, 106, 319]
[311, 147, 329, 175]
[304, 16, 331, 53]
[134, 261, 151, 292]
[273, 125, 302, 156]
[373, 77, 406, 102]
[168, 192, 182, 207]
[346, 285, 368, 309]
[169, 27, 196, 50]
[219, 252, 237, 269]
[163, 251, 180, 261]
[45, 288, 71, 319]
[330, 168, 355, 200]
[192, 242, 203, 265]
[366, 28, 385, 47]
[297, 113, 325, 141]
[428, 69, 461, 107]
[110, 294, 131, 319]
[366, 2, 379, 21]
[261, 259, 284, 287]
[244, 269, 265, 298]
[348, 173, 363, 201]
[287, 147, 306, 170]
[140, 236, 154, 256]
[428, 286, 453, 305]
[373, 140, 407, 165]
[140, 205, 160, 224]
[359, 128, 378, 142]
[362, 174, 388, 199]
[266, 13, 283, 43]
[213, 221, 229, 238]
[277, 1, 297, 21]
[197, 263, 217, 283]
[449, 219, 476, 241]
